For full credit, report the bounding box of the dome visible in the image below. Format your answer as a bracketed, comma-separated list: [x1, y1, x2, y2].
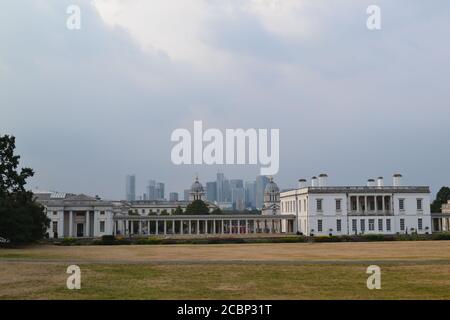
[265, 177, 279, 193]
[191, 177, 204, 193]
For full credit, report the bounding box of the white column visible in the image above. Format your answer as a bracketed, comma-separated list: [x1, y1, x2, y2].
[58, 211, 64, 238]
[213, 220, 216, 234]
[163, 220, 167, 235]
[382, 196, 385, 213]
[229, 219, 232, 234]
[197, 220, 200, 234]
[69, 211, 73, 237]
[245, 220, 248, 234]
[86, 211, 90, 237]
[155, 221, 159, 235]
[221, 220, 224, 234]
[180, 220, 184, 235]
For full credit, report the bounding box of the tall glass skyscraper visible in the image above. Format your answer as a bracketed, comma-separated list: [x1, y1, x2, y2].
[125, 174, 136, 201]
[216, 172, 224, 202]
[255, 175, 270, 209]
[245, 181, 256, 209]
[206, 181, 217, 202]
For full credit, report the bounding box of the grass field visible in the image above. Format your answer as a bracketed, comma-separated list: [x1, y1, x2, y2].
[1, 241, 450, 299]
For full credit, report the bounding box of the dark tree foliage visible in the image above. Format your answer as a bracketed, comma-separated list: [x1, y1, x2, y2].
[173, 206, 183, 215]
[0, 135, 49, 244]
[185, 199, 210, 215]
[431, 187, 450, 213]
[211, 208, 223, 215]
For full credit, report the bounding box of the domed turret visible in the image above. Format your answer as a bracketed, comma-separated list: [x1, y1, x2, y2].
[189, 176, 205, 201]
[262, 177, 280, 215]
[265, 178, 280, 194]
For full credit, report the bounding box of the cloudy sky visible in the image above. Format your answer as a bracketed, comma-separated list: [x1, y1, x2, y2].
[1, 0, 449, 200]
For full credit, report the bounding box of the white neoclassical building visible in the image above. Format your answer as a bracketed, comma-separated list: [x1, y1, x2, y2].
[36, 177, 296, 238]
[280, 174, 432, 236]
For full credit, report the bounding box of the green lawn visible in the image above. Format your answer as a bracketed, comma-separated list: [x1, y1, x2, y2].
[1, 262, 449, 299]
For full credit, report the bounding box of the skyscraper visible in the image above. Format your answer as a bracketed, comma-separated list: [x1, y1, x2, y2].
[206, 181, 217, 202]
[230, 179, 245, 210]
[125, 174, 136, 201]
[255, 175, 270, 209]
[156, 182, 165, 200]
[184, 189, 190, 201]
[169, 192, 179, 201]
[216, 172, 224, 202]
[146, 180, 156, 200]
[245, 181, 256, 209]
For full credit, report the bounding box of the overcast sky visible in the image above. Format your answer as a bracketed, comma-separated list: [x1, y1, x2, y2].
[1, 0, 450, 200]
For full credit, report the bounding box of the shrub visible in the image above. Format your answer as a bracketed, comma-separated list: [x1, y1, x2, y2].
[136, 237, 163, 245]
[431, 232, 450, 240]
[61, 237, 77, 246]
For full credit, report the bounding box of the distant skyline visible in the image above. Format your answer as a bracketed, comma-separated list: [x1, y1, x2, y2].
[2, 1, 450, 199]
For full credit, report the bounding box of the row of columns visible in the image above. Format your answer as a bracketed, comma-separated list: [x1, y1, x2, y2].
[433, 217, 450, 232]
[115, 218, 294, 236]
[351, 195, 391, 213]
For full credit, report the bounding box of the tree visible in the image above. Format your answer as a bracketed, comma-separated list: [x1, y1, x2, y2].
[0, 135, 49, 244]
[185, 200, 209, 215]
[211, 208, 222, 215]
[160, 209, 170, 216]
[431, 187, 450, 213]
[173, 206, 183, 215]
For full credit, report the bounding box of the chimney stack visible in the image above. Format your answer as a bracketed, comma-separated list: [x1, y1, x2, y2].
[298, 179, 307, 189]
[393, 173, 402, 187]
[318, 174, 328, 187]
[311, 176, 318, 187]
[367, 179, 375, 187]
[377, 177, 384, 187]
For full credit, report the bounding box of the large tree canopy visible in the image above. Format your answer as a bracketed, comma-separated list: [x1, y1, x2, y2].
[0, 135, 49, 244]
[431, 186, 450, 213]
[185, 200, 210, 215]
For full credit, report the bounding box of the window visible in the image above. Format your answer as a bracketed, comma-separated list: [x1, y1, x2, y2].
[336, 199, 341, 211]
[352, 219, 357, 232]
[360, 220, 365, 232]
[100, 211, 105, 215]
[378, 219, 383, 231]
[53, 211, 58, 215]
[417, 199, 423, 211]
[351, 196, 357, 211]
[318, 220, 323, 232]
[100, 221, 105, 232]
[52, 221, 58, 233]
[316, 199, 323, 212]
[304, 199, 307, 212]
[418, 218, 423, 230]
[369, 219, 375, 231]
[142, 209, 146, 214]
[336, 219, 342, 232]
[400, 218, 405, 231]
[399, 199, 405, 211]
[299, 201, 302, 212]
[386, 219, 391, 231]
